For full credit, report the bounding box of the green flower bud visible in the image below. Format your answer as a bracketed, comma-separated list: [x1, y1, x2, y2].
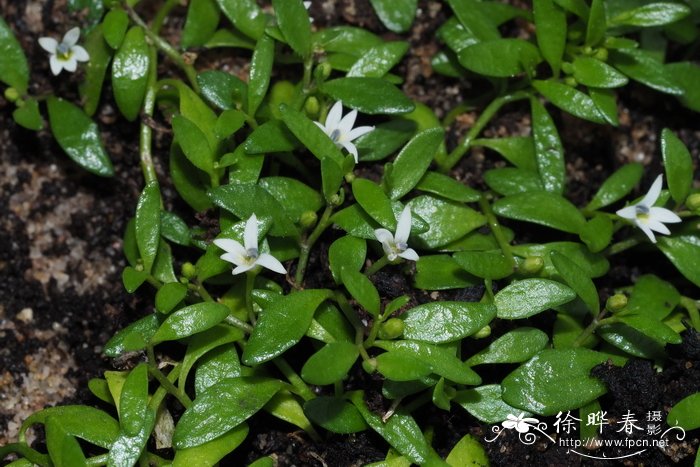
[582, 45, 594, 55]
[564, 76, 578, 87]
[304, 96, 320, 118]
[315, 62, 332, 81]
[567, 29, 583, 41]
[344, 172, 356, 184]
[300, 210, 318, 230]
[521, 256, 544, 274]
[361, 358, 377, 374]
[606, 293, 628, 313]
[181, 262, 197, 279]
[4, 87, 20, 103]
[594, 48, 608, 61]
[685, 193, 700, 211]
[473, 325, 491, 339]
[378, 318, 404, 340]
[561, 62, 574, 75]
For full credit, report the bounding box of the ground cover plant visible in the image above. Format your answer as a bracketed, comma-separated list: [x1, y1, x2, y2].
[1, 0, 699, 465]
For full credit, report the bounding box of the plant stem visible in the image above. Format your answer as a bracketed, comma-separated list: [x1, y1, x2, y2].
[273, 357, 315, 401]
[146, 346, 192, 408]
[365, 255, 390, 277]
[138, 45, 159, 187]
[245, 271, 258, 324]
[295, 205, 334, 286]
[572, 312, 611, 348]
[479, 194, 516, 270]
[150, 0, 179, 34]
[437, 91, 530, 172]
[224, 315, 254, 334]
[680, 296, 700, 331]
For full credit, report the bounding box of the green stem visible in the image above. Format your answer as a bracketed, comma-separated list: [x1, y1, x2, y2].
[364, 256, 390, 277]
[224, 315, 254, 334]
[334, 290, 363, 330]
[680, 297, 700, 331]
[437, 91, 530, 172]
[138, 45, 159, 187]
[479, 195, 516, 270]
[0, 443, 50, 466]
[273, 357, 315, 401]
[86, 453, 109, 466]
[146, 346, 192, 408]
[150, 0, 179, 34]
[572, 312, 611, 348]
[245, 271, 258, 324]
[295, 205, 334, 286]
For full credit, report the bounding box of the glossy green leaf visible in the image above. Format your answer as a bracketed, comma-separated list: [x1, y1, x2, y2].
[356, 119, 416, 162]
[79, 26, 112, 116]
[572, 57, 628, 88]
[502, 348, 611, 415]
[243, 290, 332, 365]
[666, 62, 700, 112]
[0, 17, 29, 92]
[348, 41, 409, 77]
[112, 27, 150, 121]
[119, 364, 148, 436]
[341, 269, 380, 317]
[661, 129, 693, 204]
[279, 104, 345, 164]
[512, 242, 610, 278]
[21, 406, 120, 449]
[103, 8, 129, 49]
[259, 177, 323, 223]
[244, 120, 297, 154]
[598, 322, 664, 359]
[12, 99, 42, 130]
[585, 0, 606, 46]
[170, 146, 213, 212]
[135, 182, 160, 274]
[179, 325, 244, 393]
[401, 302, 496, 343]
[160, 211, 190, 246]
[554, 0, 589, 17]
[493, 191, 586, 233]
[331, 204, 378, 239]
[586, 163, 643, 210]
[215, 0, 266, 40]
[321, 157, 344, 202]
[588, 87, 619, 126]
[328, 236, 367, 285]
[459, 39, 541, 77]
[609, 3, 690, 27]
[104, 314, 160, 357]
[182, 0, 220, 48]
[174, 377, 283, 448]
[414, 255, 477, 290]
[445, 435, 489, 467]
[468, 328, 549, 366]
[173, 424, 248, 467]
[376, 351, 433, 381]
[452, 250, 513, 280]
[533, 80, 606, 123]
[152, 302, 231, 343]
[484, 168, 544, 196]
[609, 49, 683, 95]
[551, 251, 599, 315]
[197, 70, 247, 110]
[195, 345, 242, 395]
[107, 407, 155, 467]
[47, 97, 114, 177]
[248, 34, 274, 116]
[122, 266, 147, 293]
[174, 115, 217, 176]
[658, 235, 700, 287]
[45, 417, 87, 467]
[385, 128, 444, 200]
[353, 178, 396, 229]
[473, 136, 537, 171]
[454, 385, 524, 424]
[369, 0, 416, 32]
[155, 282, 188, 314]
[495, 278, 576, 319]
[304, 397, 369, 434]
[409, 195, 486, 249]
[531, 98, 564, 193]
[446, 0, 500, 41]
[313, 26, 383, 55]
[416, 171, 481, 203]
[301, 342, 359, 385]
[667, 393, 700, 431]
[273, 0, 311, 58]
[579, 214, 613, 253]
[349, 391, 430, 464]
[321, 78, 414, 115]
[533, 0, 566, 74]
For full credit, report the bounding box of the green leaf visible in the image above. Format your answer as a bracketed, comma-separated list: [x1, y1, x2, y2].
[243, 290, 332, 365]
[531, 98, 565, 193]
[348, 41, 409, 77]
[173, 424, 249, 467]
[458, 39, 542, 78]
[279, 104, 345, 165]
[551, 251, 599, 315]
[21, 406, 120, 449]
[259, 177, 323, 223]
[533, 80, 606, 124]
[415, 171, 480, 203]
[666, 62, 700, 112]
[170, 145, 213, 212]
[301, 342, 359, 385]
[445, 0, 501, 41]
[609, 2, 690, 27]
[45, 417, 87, 467]
[104, 314, 160, 357]
[248, 34, 274, 116]
[182, 0, 220, 48]
[273, 0, 311, 58]
[79, 26, 113, 117]
[473, 136, 537, 171]
[321, 157, 344, 202]
[467, 328, 549, 366]
[112, 27, 150, 121]
[321, 78, 414, 115]
[197, 70, 247, 110]
[155, 282, 188, 314]
[12, 99, 43, 131]
[353, 178, 396, 229]
[179, 325, 245, 393]
[349, 391, 430, 465]
[572, 57, 628, 88]
[135, 182, 161, 274]
[369, 0, 417, 33]
[586, 163, 643, 210]
[454, 385, 525, 424]
[107, 407, 156, 467]
[304, 397, 369, 434]
[658, 235, 700, 287]
[414, 255, 477, 290]
[493, 191, 586, 233]
[375, 351, 433, 381]
[598, 322, 664, 359]
[502, 348, 611, 415]
[47, 97, 114, 177]
[195, 346, 242, 395]
[533, 0, 566, 74]
[356, 119, 416, 162]
[0, 17, 29, 92]
[667, 393, 700, 431]
[409, 195, 486, 249]
[495, 278, 576, 319]
[174, 377, 283, 448]
[385, 128, 444, 200]
[511, 242, 610, 278]
[329, 236, 367, 285]
[215, 0, 266, 40]
[484, 168, 544, 196]
[453, 250, 514, 279]
[160, 211, 190, 246]
[585, 0, 606, 46]
[103, 8, 129, 49]
[588, 87, 619, 126]
[401, 302, 496, 343]
[609, 49, 683, 95]
[579, 214, 613, 253]
[119, 364, 148, 436]
[341, 269, 380, 317]
[172, 114, 216, 174]
[661, 129, 693, 204]
[151, 302, 231, 343]
[554, 0, 589, 18]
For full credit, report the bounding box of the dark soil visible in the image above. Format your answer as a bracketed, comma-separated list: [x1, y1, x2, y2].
[2, 0, 700, 466]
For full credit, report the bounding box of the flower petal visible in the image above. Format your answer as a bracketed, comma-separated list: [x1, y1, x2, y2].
[221, 252, 247, 267]
[346, 125, 374, 142]
[374, 228, 394, 245]
[38, 37, 58, 53]
[303, 1, 311, 8]
[244, 214, 259, 252]
[635, 221, 657, 243]
[398, 248, 419, 262]
[214, 238, 246, 256]
[49, 55, 64, 75]
[395, 206, 412, 245]
[256, 253, 287, 274]
[640, 174, 663, 207]
[649, 207, 682, 224]
[644, 218, 671, 236]
[616, 205, 637, 220]
[502, 420, 517, 429]
[338, 108, 358, 135]
[232, 263, 256, 275]
[340, 141, 359, 163]
[313, 120, 329, 135]
[515, 423, 530, 433]
[62, 56, 78, 72]
[325, 101, 344, 130]
[71, 45, 90, 62]
[63, 27, 81, 47]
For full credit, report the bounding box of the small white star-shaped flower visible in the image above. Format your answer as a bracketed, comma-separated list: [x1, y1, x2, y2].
[616, 174, 682, 243]
[38, 27, 89, 76]
[374, 206, 419, 262]
[314, 101, 374, 163]
[213, 214, 287, 275]
[502, 413, 539, 433]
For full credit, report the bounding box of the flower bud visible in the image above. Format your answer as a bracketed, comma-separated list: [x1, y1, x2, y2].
[561, 62, 573, 75]
[300, 210, 318, 230]
[521, 256, 544, 274]
[567, 29, 582, 41]
[361, 358, 377, 374]
[593, 48, 608, 61]
[473, 325, 491, 339]
[378, 318, 404, 340]
[686, 193, 700, 212]
[315, 62, 332, 81]
[564, 76, 578, 87]
[181, 262, 197, 279]
[4, 87, 20, 102]
[344, 172, 356, 184]
[582, 45, 594, 55]
[304, 96, 320, 117]
[606, 293, 628, 313]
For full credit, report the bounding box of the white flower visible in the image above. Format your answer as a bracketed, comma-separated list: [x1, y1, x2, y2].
[502, 413, 539, 434]
[303, 1, 314, 22]
[213, 214, 286, 275]
[314, 101, 374, 163]
[616, 174, 681, 243]
[374, 206, 419, 262]
[38, 27, 89, 76]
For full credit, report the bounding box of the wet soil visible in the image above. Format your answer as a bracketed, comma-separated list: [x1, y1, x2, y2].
[1, 0, 700, 466]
